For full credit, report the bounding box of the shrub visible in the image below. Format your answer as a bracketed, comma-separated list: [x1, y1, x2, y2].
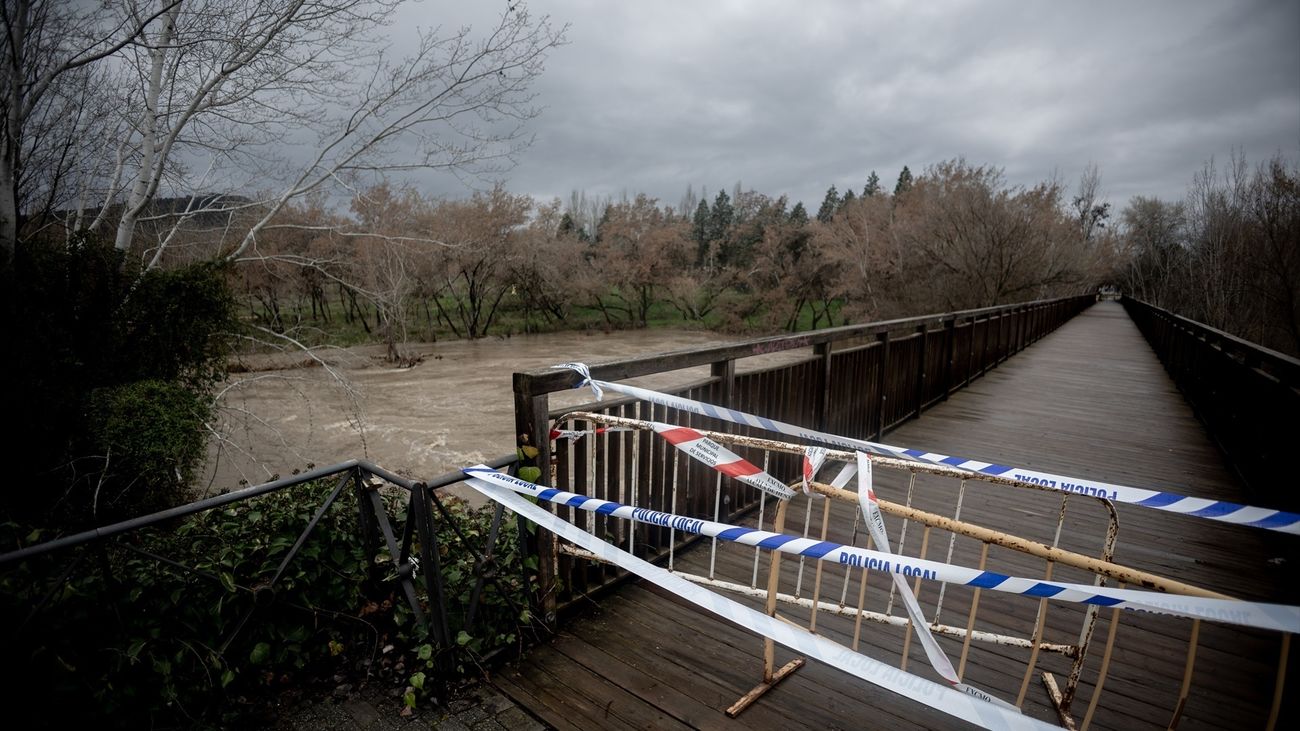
[3, 236, 235, 524]
[0, 477, 533, 728]
[87, 380, 211, 515]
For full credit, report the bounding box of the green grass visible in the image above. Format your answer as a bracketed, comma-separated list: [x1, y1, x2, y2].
[235, 289, 844, 354]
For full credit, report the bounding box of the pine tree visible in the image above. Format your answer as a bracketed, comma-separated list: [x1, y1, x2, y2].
[692, 198, 711, 264]
[788, 201, 809, 225]
[863, 171, 881, 197]
[894, 166, 914, 196]
[839, 188, 856, 211]
[708, 189, 733, 243]
[816, 185, 839, 223]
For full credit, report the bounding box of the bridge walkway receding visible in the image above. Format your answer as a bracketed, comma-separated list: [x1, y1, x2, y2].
[490, 301, 1294, 730]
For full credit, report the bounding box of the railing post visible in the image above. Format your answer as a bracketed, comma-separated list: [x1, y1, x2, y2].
[353, 467, 382, 584]
[410, 482, 452, 652]
[712, 358, 736, 410]
[942, 317, 956, 402]
[980, 313, 991, 374]
[875, 331, 890, 440]
[813, 342, 833, 430]
[513, 373, 557, 628]
[965, 316, 977, 387]
[914, 323, 927, 419]
[1015, 304, 1024, 352]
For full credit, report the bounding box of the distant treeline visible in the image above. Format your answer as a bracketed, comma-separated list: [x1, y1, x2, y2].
[1115, 153, 1299, 356]
[154, 158, 1112, 361]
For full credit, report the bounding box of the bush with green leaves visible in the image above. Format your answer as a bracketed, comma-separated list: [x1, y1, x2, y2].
[0, 477, 534, 728]
[2, 236, 235, 525]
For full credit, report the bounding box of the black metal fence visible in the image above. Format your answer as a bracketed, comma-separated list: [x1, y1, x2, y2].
[0, 456, 522, 709]
[513, 295, 1098, 617]
[1122, 297, 1300, 511]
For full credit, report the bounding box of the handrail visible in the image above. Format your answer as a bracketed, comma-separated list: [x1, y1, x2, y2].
[516, 294, 1099, 620]
[516, 295, 1098, 393]
[1122, 296, 1299, 510]
[0, 455, 514, 566]
[1121, 296, 1300, 386]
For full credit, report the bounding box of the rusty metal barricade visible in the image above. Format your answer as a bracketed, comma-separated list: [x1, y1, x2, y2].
[547, 411, 1292, 730]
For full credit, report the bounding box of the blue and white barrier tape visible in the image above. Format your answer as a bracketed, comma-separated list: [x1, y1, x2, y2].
[551, 363, 1300, 535]
[463, 468, 1054, 730]
[463, 465, 1300, 634]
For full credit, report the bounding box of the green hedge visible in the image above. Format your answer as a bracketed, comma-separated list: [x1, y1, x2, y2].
[0, 477, 533, 728]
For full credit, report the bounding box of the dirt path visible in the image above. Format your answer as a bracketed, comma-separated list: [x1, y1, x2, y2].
[200, 329, 748, 496]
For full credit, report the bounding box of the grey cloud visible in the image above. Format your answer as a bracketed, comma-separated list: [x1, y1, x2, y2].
[394, 0, 1299, 210]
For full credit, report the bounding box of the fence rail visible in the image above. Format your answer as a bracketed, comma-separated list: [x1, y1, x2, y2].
[1122, 297, 1300, 512]
[514, 295, 1098, 617]
[0, 456, 522, 705]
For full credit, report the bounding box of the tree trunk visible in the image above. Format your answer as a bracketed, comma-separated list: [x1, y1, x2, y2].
[114, 2, 180, 253]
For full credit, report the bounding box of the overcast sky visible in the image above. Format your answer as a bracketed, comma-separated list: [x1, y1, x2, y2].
[395, 0, 1300, 213]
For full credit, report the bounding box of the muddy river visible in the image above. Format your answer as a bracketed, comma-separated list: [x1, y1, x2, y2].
[199, 329, 769, 496]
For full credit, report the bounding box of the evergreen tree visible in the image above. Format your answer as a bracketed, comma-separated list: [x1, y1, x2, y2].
[558, 211, 578, 236]
[788, 201, 809, 226]
[816, 185, 839, 223]
[692, 198, 711, 264]
[839, 188, 856, 211]
[894, 166, 914, 196]
[707, 189, 733, 243]
[863, 170, 881, 197]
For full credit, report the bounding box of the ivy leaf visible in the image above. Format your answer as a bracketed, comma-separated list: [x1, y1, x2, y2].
[416, 644, 432, 661]
[249, 642, 271, 665]
[410, 671, 425, 690]
[221, 670, 235, 688]
[456, 631, 471, 647]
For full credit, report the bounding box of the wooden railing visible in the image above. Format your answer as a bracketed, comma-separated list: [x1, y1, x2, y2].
[513, 295, 1098, 620]
[1122, 297, 1300, 512]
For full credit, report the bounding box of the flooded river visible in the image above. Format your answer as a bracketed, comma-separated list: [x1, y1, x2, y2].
[199, 329, 751, 495]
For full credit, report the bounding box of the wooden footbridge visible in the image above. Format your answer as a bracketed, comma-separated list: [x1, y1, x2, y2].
[5, 296, 1293, 730]
[490, 298, 1298, 730]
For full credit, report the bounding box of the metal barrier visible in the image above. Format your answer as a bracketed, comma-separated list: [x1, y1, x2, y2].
[542, 415, 1292, 730]
[513, 295, 1097, 617]
[0, 457, 522, 704]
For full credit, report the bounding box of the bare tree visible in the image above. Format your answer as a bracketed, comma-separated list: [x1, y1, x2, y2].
[1072, 162, 1110, 244]
[349, 182, 434, 362]
[1244, 155, 1300, 353]
[426, 184, 531, 339]
[509, 197, 581, 331]
[894, 159, 1090, 310]
[1118, 195, 1188, 306]
[583, 194, 691, 328]
[0, 0, 183, 254]
[2, 0, 565, 268]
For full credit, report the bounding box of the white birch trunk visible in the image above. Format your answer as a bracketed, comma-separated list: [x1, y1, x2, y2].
[113, 1, 181, 253]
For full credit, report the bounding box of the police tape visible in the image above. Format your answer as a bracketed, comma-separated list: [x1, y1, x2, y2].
[852, 454, 1018, 710]
[665, 423, 1010, 706]
[802, 446, 828, 495]
[461, 468, 1054, 731]
[551, 363, 1300, 535]
[461, 465, 1300, 634]
[651, 422, 795, 500]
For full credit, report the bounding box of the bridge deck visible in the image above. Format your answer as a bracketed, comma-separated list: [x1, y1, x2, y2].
[491, 302, 1295, 730]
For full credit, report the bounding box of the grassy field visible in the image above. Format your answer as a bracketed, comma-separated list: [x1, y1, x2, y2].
[236, 289, 846, 352]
